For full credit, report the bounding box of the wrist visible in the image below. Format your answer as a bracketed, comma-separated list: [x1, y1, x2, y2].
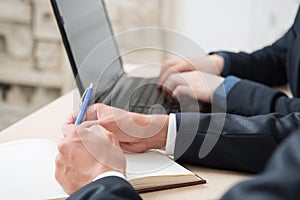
[145, 115, 169, 149]
[130, 113, 169, 150]
[209, 54, 224, 75]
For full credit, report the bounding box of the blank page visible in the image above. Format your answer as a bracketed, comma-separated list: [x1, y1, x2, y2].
[0, 139, 67, 199]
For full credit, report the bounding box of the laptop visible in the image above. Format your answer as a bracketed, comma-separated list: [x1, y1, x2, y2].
[50, 0, 184, 114]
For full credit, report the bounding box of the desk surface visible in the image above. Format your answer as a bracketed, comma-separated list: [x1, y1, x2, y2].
[0, 90, 250, 200]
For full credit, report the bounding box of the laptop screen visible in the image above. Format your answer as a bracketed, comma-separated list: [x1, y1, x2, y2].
[54, 0, 123, 98]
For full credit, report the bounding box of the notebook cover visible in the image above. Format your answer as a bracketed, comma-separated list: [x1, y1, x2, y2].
[137, 174, 206, 193]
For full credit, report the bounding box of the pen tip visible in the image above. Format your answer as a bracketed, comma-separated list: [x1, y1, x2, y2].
[89, 83, 93, 88]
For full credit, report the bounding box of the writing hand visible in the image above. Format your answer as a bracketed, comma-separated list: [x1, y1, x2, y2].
[55, 120, 126, 195]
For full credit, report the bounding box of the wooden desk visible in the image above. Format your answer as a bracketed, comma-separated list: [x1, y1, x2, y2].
[0, 90, 250, 199]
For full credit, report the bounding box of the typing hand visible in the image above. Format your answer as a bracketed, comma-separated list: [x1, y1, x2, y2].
[158, 55, 224, 89]
[68, 104, 169, 153]
[161, 71, 224, 103]
[55, 120, 126, 195]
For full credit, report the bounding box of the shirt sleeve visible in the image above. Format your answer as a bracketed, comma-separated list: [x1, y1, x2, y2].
[165, 113, 177, 156]
[213, 75, 241, 109]
[93, 171, 126, 182]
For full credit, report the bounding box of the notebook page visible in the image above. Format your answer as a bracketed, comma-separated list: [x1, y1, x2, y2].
[125, 151, 193, 180]
[0, 139, 67, 200]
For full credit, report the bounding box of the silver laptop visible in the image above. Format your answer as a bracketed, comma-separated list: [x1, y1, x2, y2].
[50, 0, 183, 114]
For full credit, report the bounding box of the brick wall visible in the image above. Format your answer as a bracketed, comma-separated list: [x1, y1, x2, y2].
[0, 0, 173, 130]
[0, 0, 74, 129]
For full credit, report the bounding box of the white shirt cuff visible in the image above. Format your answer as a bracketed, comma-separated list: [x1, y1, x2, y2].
[93, 171, 126, 182]
[165, 113, 177, 156]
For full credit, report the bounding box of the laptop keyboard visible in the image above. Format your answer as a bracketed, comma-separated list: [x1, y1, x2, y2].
[129, 81, 181, 114]
[108, 77, 180, 114]
[129, 82, 180, 114]
[107, 77, 204, 114]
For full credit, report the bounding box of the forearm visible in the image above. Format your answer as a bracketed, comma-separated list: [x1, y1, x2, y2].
[218, 27, 293, 86]
[68, 176, 141, 200]
[223, 48, 287, 86]
[174, 112, 300, 173]
[225, 80, 300, 115]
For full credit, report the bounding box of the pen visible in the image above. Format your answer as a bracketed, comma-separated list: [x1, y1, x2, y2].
[75, 83, 94, 125]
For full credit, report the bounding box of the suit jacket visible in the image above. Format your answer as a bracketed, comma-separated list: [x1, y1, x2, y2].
[68, 130, 300, 200]
[177, 7, 300, 173]
[68, 176, 141, 200]
[221, 129, 300, 200]
[174, 112, 300, 173]
[222, 6, 300, 116]
[225, 6, 300, 93]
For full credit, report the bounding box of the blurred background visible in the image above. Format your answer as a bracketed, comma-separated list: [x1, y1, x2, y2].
[0, 0, 299, 130]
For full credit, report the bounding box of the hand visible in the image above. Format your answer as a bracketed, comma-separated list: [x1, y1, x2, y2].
[68, 104, 169, 153]
[161, 71, 224, 103]
[55, 121, 126, 195]
[158, 54, 224, 88]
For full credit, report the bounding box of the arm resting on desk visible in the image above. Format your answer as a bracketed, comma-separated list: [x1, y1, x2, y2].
[174, 112, 300, 173]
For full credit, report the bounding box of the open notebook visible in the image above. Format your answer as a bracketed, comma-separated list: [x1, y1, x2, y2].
[0, 139, 205, 199]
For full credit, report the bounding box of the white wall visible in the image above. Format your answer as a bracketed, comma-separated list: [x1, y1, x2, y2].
[173, 0, 299, 54]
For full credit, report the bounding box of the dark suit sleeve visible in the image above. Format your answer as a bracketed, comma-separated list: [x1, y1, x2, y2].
[221, 130, 300, 200]
[219, 9, 300, 86]
[67, 176, 142, 200]
[174, 112, 300, 173]
[221, 26, 293, 86]
[225, 79, 300, 116]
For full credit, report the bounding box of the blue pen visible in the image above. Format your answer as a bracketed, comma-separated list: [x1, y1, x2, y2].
[75, 83, 94, 125]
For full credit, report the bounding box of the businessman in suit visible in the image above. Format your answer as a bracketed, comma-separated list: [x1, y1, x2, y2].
[56, 8, 300, 181]
[57, 5, 300, 199]
[158, 6, 300, 116]
[56, 116, 300, 200]
[124, 5, 300, 173]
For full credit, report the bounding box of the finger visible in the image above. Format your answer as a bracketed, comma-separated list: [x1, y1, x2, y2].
[72, 104, 100, 123]
[84, 104, 99, 121]
[55, 153, 65, 168]
[158, 67, 177, 87]
[79, 120, 100, 129]
[159, 61, 192, 87]
[158, 66, 167, 89]
[172, 85, 198, 100]
[79, 125, 127, 172]
[62, 123, 76, 138]
[57, 139, 67, 154]
[160, 64, 171, 79]
[65, 114, 77, 124]
[159, 58, 179, 76]
[54, 154, 65, 184]
[163, 58, 178, 66]
[161, 73, 183, 95]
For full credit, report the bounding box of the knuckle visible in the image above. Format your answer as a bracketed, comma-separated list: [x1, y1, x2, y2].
[55, 154, 61, 164]
[106, 131, 114, 139]
[58, 140, 67, 154]
[98, 103, 105, 109]
[55, 154, 64, 169]
[70, 128, 79, 138]
[177, 85, 184, 92]
[104, 130, 117, 143]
